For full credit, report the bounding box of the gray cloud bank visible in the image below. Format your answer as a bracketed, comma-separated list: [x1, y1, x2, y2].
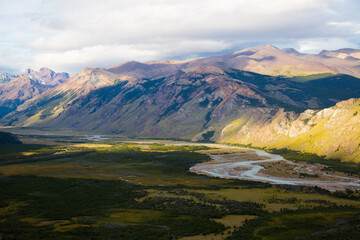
[0, 0, 359, 74]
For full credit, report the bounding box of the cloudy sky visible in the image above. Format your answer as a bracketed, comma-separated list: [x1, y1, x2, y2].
[1, 0, 360, 74]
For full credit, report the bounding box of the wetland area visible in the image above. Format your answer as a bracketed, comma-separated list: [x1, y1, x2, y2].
[0, 131, 360, 239]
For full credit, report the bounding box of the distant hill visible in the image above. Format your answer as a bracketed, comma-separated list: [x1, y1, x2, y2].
[103, 44, 360, 79]
[319, 48, 360, 60]
[0, 68, 69, 118]
[3, 66, 360, 140]
[2, 45, 360, 162]
[0, 131, 21, 144]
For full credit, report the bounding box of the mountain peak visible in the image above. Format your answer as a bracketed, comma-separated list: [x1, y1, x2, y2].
[56, 67, 118, 94]
[282, 48, 301, 55]
[0, 73, 19, 83]
[39, 67, 55, 75]
[263, 44, 278, 48]
[80, 67, 96, 73]
[250, 44, 279, 51]
[108, 61, 149, 74]
[23, 67, 69, 86]
[232, 44, 281, 56]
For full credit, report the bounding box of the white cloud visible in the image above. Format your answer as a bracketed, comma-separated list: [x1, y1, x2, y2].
[32, 39, 231, 73]
[29, 0, 345, 50]
[0, 50, 30, 74]
[0, 0, 359, 74]
[297, 38, 358, 53]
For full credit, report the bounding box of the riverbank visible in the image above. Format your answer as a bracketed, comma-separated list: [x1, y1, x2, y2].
[190, 146, 360, 191]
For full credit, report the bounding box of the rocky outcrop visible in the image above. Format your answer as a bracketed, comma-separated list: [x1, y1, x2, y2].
[24, 67, 69, 86]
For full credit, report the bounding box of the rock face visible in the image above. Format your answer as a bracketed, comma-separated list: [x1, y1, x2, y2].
[220, 98, 360, 162]
[2, 67, 121, 126]
[0, 68, 69, 118]
[0, 76, 52, 118]
[24, 67, 69, 86]
[0, 73, 19, 84]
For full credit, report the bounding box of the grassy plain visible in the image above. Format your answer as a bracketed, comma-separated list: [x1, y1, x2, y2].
[0, 134, 359, 239]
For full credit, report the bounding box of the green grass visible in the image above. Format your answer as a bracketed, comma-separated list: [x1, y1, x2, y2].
[0, 142, 228, 187]
[0, 138, 359, 239]
[228, 208, 360, 240]
[268, 148, 360, 177]
[289, 73, 335, 82]
[0, 175, 226, 239]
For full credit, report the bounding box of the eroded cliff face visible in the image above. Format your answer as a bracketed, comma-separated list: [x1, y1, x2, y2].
[220, 98, 360, 162]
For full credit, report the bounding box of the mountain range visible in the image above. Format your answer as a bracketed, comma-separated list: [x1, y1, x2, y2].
[0, 73, 19, 84]
[1, 45, 360, 162]
[0, 68, 69, 118]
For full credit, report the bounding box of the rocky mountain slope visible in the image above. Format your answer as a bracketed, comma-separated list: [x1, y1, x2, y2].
[2, 67, 123, 126]
[220, 98, 360, 162]
[319, 48, 360, 60]
[0, 73, 19, 84]
[3, 66, 360, 141]
[228, 45, 360, 77]
[23, 67, 69, 86]
[0, 68, 69, 118]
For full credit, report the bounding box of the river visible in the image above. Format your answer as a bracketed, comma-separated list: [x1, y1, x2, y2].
[189, 145, 360, 190]
[9, 132, 360, 190]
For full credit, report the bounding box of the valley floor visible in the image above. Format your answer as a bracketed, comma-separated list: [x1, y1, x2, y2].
[0, 133, 359, 239]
